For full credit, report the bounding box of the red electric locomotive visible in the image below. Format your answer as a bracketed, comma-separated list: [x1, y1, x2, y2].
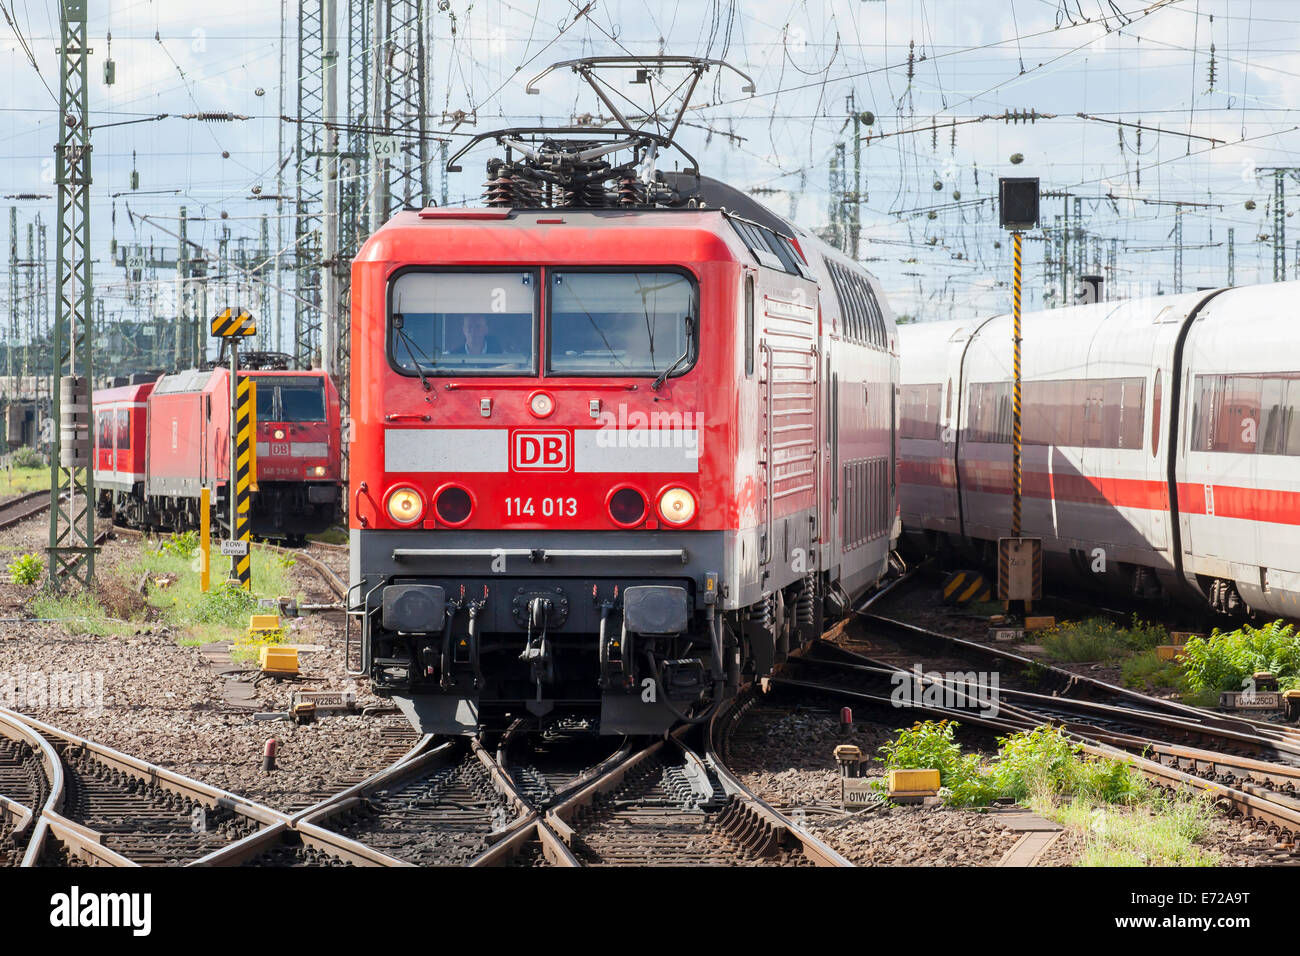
[348, 125, 900, 734]
[94, 366, 342, 541]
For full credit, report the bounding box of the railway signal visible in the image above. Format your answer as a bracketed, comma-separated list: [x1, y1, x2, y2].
[998, 177, 1041, 608]
[212, 308, 258, 588]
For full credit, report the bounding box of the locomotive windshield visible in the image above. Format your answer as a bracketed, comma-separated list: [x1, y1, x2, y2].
[548, 271, 696, 376]
[253, 375, 327, 422]
[389, 271, 537, 375]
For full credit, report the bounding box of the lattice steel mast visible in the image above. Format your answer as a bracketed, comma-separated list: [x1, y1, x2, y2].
[48, 0, 95, 588]
[295, 0, 325, 369]
[378, 0, 429, 215]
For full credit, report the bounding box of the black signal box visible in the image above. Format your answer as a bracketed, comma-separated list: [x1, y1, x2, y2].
[999, 177, 1040, 231]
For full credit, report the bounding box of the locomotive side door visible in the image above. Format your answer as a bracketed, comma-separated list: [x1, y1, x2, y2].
[745, 267, 772, 571]
[758, 327, 773, 569]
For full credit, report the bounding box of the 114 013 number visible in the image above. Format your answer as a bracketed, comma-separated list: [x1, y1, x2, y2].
[504, 496, 577, 517]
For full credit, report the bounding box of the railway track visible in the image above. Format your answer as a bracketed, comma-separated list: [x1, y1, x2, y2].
[542, 716, 850, 867]
[0, 707, 288, 867]
[0, 490, 52, 532]
[863, 572, 1300, 745]
[777, 584, 1300, 851]
[280, 729, 628, 867]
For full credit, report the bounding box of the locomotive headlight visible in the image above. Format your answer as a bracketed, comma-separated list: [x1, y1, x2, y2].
[274, 428, 286, 440]
[386, 487, 424, 525]
[658, 487, 696, 526]
[528, 391, 555, 418]
[312, 465, 326, 477]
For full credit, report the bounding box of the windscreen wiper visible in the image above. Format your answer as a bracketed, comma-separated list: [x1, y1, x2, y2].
[392, 314, 435, 391]
[651, 315, 694, 391]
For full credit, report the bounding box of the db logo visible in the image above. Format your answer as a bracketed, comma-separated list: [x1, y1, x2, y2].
[270, 443, 290, 457]
[512, 430, 569, 471]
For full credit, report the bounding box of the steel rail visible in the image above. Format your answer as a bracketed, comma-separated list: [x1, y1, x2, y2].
[3, 708, 288, 867]
[705, 692, 856, 867]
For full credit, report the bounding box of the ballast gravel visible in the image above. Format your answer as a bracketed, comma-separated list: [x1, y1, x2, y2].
[0, 513, 406, 813]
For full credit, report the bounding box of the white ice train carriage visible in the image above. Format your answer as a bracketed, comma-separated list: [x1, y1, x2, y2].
[898, 282, 1300, 620]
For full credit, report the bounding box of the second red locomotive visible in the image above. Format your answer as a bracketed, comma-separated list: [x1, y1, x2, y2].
[94, 366, 342, 542]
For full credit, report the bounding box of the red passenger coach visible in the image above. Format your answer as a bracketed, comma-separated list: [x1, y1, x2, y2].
[92, 380, 154, 528]
[349, 173, 899, 735]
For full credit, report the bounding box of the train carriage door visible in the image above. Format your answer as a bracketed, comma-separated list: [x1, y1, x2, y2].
[1148, 369, 1167, 549]
[831, 370, 840, 540]
[759, 339, 773, 567]
[751, 273, 772, 567]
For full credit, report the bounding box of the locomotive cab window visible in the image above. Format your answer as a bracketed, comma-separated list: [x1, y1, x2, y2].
[252, 375, 327, 423]
[547, 270, 697, 378]
[389, 270, 537, 376]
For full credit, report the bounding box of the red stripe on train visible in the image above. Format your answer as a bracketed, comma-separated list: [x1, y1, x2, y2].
[900, 456, 1300, 526]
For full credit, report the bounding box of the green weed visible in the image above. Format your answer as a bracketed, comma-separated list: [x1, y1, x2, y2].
[7, 552, 43, 587]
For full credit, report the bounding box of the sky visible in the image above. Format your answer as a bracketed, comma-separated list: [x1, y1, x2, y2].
[4, 0, 1300, 359]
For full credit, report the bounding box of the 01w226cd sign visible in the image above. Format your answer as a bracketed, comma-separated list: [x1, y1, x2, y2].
[511, 430, 570, 471]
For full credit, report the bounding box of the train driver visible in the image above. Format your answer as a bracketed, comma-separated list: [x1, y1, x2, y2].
[456, 313, 503, 355]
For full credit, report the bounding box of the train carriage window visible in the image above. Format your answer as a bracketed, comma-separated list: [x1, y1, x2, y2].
[967, 382, 1013, 443]
[1191, 374, 1217, 451]
[1022, 381, 1050, 445]
[1119, 378, 1144, 450]
[1102, 380, 1123, 448]
[1284, 381, 1300, 455]
[900, 384, 942, 439]
[1065, 381, 1086, 447]
[1151, 370, 1162, 458]
[1082, 383, 1105, 448]
[1218, 376, 1261, 453]
[389, 270, 537, 376]
[96, 411, 113, 449]
[115, 409, 131, 451]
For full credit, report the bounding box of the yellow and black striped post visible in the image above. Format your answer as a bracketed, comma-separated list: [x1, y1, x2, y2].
[232, 367, 254, 588]
[210, 308, 258, 589]
[1011, 230, 1024, 538]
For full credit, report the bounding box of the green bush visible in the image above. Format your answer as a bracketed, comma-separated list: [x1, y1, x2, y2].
[1120, 651, 1187, 693]
[1180, 620, 1300, 693]
[876, 719, 996, 805]
[1039, 616, 1167, 663]
[9, 445, 44, 469]
[194, 579, 260, 627]
[7, 552, 43, 587]
[156, 530, 199, 560]
[877, 721, 1147, 809]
